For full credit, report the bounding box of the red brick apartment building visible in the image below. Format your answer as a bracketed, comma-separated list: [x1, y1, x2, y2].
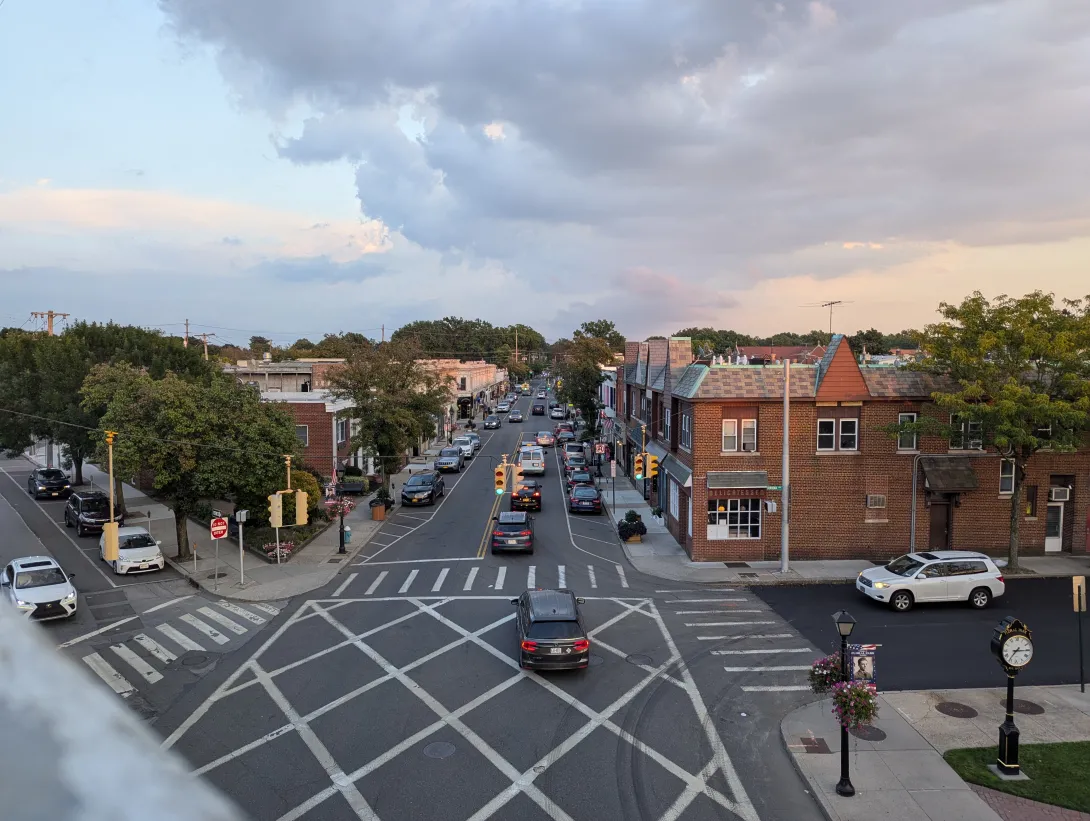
[615, 336, 1089, 562]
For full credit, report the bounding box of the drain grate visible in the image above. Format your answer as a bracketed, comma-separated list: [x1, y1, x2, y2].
[589, 654, 605, 667]
[423, 742, 455, 759]
[326, 557, 343, 563]
[739, 572, 760, 580]
[206, 571, 228, 579]
[626, 654, 653, 666]
[849, 725, 887, 742]
[936, 701, 979, 719]
[723, 562, 749, 568]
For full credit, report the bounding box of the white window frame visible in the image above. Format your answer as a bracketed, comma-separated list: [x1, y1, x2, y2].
[680, 411, 692, 451]
[663, 408, 672, 442]
[336, 418, 350, 444]
[897, 412, 917, 451]
[950, 414, 983, 450]
[295, 425, 309, 447]
[721, 419, 738, 452]
[669, 478, 680, 519]
[741, 419, 757, 452]
[839, 418, 859, 451]
[999, 458, 1015, 495]
[707, 498, 762, 540]
[817, 418, 836, 451]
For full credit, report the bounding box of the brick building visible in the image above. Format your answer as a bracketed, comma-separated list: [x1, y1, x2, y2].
[260, 391, 359, 482]
[616, 334, 1089, 562]
[419, 359, 509, 439]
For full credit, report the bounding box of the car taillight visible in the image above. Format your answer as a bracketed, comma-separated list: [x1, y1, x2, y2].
[573, 639, 590, 652]
[493, 530, 504, 536]
[996, 575, 1004, 583]
[520, 530, 532, 536]
[520, 640, 537, 652]
[533, 492, 540, 497]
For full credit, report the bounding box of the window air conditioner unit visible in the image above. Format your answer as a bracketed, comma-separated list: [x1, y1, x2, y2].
[866, 494, 887, 509]
[1049, 487, 1071, 502]
[742, 443, 756, 452]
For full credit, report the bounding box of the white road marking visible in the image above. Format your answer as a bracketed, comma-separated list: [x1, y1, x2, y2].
[557, 565, 566, 587]
[432, 568, 449, 592]
[699, 633, 793, 641]
[383, 522, 415, 529]
[83, 652, 136, 696]
[57, 616, 138, 649]
[132, 633, 177, 664]
[675, 609, 765, 615]
[494, 567, 505, 590]
[571, 533, 617, 545]
[463, 566, 478, 591]
[722, 665, 811, 672]
[248, 602, 281, 615]
[356, 556, 482, 566]
[180, 614, 230, 645]
[741, 685, 811, 692]
[657, 589, 736, 593]
[197, 606, 248, 635]
[671, 598, 746, 603]
[399, 569, 418, 593]
[143, 595, 195, 614]
[712, 648, 813, 655]
[331, 573, 357, 598]
[214, 600, 267, 624]
[527, 565, 536, 587]
[155, 623, 205, 652]
[365, 571, 387, 595]
[587, 565, 597, 588]
[616, 564, 629, 588]
[110, 643, 164, 684]
[684, 621, 776, 627]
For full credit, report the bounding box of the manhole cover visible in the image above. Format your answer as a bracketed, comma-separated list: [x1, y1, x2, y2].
[206, 571, 228, 579]
[849, 725, 887, 742]
[423, 742, 455, 759]
[1001, 699, 1045, 716]
[589, 654, 604, 667]
[181, 653, 212, 667]
[936, 701, 979, 719]
[626, 654, 653, 666]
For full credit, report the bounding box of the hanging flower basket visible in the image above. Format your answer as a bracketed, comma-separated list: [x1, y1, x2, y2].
[324, 498, 356, 518]
[830, 680, 879, 730]
[808, 652, 842, 695]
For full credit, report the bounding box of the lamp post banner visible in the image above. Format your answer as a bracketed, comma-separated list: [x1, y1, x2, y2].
[849, 643, 878, 691]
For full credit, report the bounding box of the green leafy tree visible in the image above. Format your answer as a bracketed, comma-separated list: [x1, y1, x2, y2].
[848, 328, 888, 355]
[555, 335, 615, 435]
[891, 291, 1090, 569]
[81, 366, 298, 560]
[0, 329, 41, 456]
[575, 320, 626, 353]
[327, 339, 452, 487]
[391, 317, 547, 363]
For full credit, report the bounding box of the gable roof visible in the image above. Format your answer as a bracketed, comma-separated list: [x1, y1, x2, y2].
[861, 369, 956, 398]
[649, 364, 667, 392]
[814, 335, 870, 401]
[671, 364, 708, 399]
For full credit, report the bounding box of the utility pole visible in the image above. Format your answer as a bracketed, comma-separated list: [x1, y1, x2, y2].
[195, 332, 216, 360]
[821, 301, 843, 334]
[515, 327, 519, 363]
[184, 319, 189, 348]
[31, 311, 70, 336]
[381, 324, 385, 343]
[780, 359, 791, 573]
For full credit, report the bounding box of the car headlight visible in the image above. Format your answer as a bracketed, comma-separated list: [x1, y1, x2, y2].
[61, 591, 76, 603]
[15, 599, 32, 608]
[38, 486, 46, 491]
[873, 582, 889, 589]
[63, 484, 70, 488]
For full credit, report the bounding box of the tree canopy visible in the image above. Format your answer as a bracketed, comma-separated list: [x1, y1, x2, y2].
[390, 317, 546, 364]
[574, 319, 626, 353]
[554, 334, 615, 437]
[672, 326, 918, 356]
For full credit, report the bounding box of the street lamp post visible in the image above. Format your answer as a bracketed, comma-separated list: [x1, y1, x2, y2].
[833, 610, 857, 797]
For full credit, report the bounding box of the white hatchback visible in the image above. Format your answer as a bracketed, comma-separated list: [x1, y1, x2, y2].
[99, 526, 166, 575]
[857, 550, 1006, 612]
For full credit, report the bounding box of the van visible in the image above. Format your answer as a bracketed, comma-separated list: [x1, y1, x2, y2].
[519, 446, 546, 476]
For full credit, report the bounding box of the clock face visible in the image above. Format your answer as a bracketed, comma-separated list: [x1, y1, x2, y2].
[1002, 634, 1033, 667]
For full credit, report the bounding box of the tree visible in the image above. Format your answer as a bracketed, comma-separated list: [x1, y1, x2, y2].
[391, 317, 547, 364]
[0, 330, 40, 456]
[555, 335, 615, 435]
[81, 366, 298, 560]
[892, 291, 1090, 569]
[575, 320, 626, 353]
[848, 328, 888, 356]
[327, 339, 452, 487]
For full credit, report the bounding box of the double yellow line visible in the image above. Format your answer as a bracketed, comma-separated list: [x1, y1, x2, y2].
[476, 432, 524, 558]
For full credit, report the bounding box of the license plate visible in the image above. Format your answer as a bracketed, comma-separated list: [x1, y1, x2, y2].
[549, 647, 563, 655]
[140, 563, 149, 569]
[507, 539, 518, 545]
[580, 502, 591, 506]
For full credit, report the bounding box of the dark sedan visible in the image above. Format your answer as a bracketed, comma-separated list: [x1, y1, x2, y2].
[512, 589, 590, 671]
[564, 454, 588, 474]
[511, 481, 542, 512]
[401, 471, 445, 505]
[556, 430, 576, 446]
[531, 403, 545, 415]
[27, 468, 72, 499]
[566, 469, 594, 490]
[569, 485, 603, 514]
[484, 415, 501, 429]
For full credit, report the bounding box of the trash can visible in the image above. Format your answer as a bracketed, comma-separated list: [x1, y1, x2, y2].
[343, 526, 352, 544]
[371, 504, 386, 522]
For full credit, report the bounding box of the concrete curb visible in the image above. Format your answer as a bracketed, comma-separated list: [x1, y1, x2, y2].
[779, 697, 837, 821]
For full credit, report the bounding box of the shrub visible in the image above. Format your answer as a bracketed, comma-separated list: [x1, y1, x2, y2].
[650, 506, 663, 518]
[808, 652, 842, 695]
[624, 509, 642, 524]
[618, 519, 647, 540]
[344, 464, 364, 477]
[831, 680, 879, 730]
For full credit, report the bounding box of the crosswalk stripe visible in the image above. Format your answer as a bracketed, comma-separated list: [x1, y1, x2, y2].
[432, 568, 449, 592]
[494, 567, 506, 590]
[110, 643, 164, 684]
[698, 633, 793, 641]
[399, 569, 418, 593]
[332, 573, 357, 598]
[180, 614, 230, 645]
[684, 621, 776, 627]
[83, 652, 136, 696]
[616, 564, 629, 588]
[215, 600, 267, 624]
[198, 606, 248, 635]
[712, 649, 813, 655]
[133, 633, 177, 664]
[587, 565, 597, 589]
[671, 598, 744, 603]
[365, 571, 388, 595]
[676, 610, 766, 615]
[155, 623, 205, 652]
[248, 603, 281, 615]
[742, 685, 811, 692]
[558, 565, 566, 587]
[464, 567, 478, 591]
[722, 666, 811, 672]
[527, 565, 536, 587]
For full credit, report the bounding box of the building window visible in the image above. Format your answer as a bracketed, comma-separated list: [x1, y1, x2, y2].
[722, 419, 738, 452]
[950, 414, 983, 450]
[295, 425, 309, 447]
[817, 419, 836, 451]
[680, 410, 692, 450]
[707, 498, 761, 539]
[741, 419, 757, 452]
[663, 408, 672, 442]
[1025, 485, 1038, 517]
[336, 418, 350, 444]
[669, 479, 680, 519]
[839, 419, 858, 451]
[459, 377, 467, 391]
[897, 412, 917, 451]
[999, 459, 1015, 494]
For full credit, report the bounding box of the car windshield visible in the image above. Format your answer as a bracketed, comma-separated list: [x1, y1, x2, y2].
[573, 486, 597, 499]
[496, 522, 529, 533]
[439, 449, 460, 458]
[406, 475, 434, 487]
[81, 498, 109, 514]
[486, 416, 498, 422]
[568, 456, 586, 465]
[15, 568, 67, 589]
[39, 469, 66, 480]
[119, 533, 157, 550]
[528, 620, 583, 639]
[453, 438, 470, 446]
[885, 555, 926, 576]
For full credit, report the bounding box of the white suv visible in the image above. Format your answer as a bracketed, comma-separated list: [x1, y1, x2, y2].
[857, 550, 1006, 612]
[1, 556, 78, 620]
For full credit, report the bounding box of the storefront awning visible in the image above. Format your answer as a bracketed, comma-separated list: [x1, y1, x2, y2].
[920, 456, 979, 492]
[662, 454, 692, 488]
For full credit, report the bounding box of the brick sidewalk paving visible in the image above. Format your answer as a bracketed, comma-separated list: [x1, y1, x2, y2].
[972, 786, 1090, 821]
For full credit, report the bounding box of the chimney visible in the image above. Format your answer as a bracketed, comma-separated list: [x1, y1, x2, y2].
[647, 338, 669, 370]
[624, 341, 640, 364]
[665, 337, 694, 393]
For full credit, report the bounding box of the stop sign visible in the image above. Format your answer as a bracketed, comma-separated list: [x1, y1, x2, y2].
[210, 517, 228, 540]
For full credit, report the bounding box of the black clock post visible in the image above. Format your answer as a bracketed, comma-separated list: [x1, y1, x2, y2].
[990, 616, 1032, 777]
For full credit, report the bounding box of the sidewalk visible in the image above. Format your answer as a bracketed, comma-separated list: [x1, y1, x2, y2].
[22, 441, 448, 602]
[602, 472, 1090, 584]
[782, 685, 1090, 821]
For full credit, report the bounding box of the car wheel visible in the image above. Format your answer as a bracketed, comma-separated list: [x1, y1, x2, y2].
[77, 523, 85, 537]
[969, 587, 992, 609]
[64, 514, 72, 528]
[890, 590, 914, 612]
[113, 560, 121, 576]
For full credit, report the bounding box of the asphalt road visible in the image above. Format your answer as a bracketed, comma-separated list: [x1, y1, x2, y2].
[155, 383, 827, 821]
[756, 576, 1090, 691]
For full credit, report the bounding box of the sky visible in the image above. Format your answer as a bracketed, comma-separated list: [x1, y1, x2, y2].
[1, 0, 1088, 347]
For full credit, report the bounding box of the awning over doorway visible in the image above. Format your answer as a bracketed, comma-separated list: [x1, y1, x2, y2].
[919, 456, 979, 492]
[662, 454, 692, 488]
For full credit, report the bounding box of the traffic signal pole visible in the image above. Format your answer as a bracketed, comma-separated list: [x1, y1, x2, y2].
[642, 424, 647, 500]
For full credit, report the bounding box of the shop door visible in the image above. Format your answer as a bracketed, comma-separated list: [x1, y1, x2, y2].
[928, 502, 951, 550]
[1045, 503, 1064, 553]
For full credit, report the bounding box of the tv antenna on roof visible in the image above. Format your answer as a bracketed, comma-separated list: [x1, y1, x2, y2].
[801, 300, 855, 335]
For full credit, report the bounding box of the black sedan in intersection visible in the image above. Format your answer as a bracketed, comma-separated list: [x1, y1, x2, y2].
[568, 484, 603, 514]
[401, 471, 445, 505]
[511, 480, 542, 512]
[511, 588, 590, 671]
[27, 468, 72, 499]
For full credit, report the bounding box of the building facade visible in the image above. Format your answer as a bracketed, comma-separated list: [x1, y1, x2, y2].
[617, 335, 1089, 562]
[419, 359, 509, 438]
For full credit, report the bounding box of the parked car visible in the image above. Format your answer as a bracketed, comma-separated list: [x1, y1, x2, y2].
[536, 431, 555, 447]
[452, 436, 475, 459]
[491, 511, 535, 553]
[509, 409, 524, 422]
[64, 490, 123, 537]
[554, 421, 574, 435]
[567, 469, 595, 490]
[565, 454, 588, 474]
[336, 471, 367, 495]
[556, 430, 576, 446]
[402, 471, 445, 505]
[435, 448, 465, 473]
[484, 415, 501, 429]
[511, 480, 542, 512]
[562, 442, 585, 462]
[568, 484, 603, 514]
[511, 588, 589, 670]
[464, 432, 482, 451]
[98, 526, 165, 575]
[856, 550, 1006, 612]
[27, 468, 71, 499]
[1, 556, 77, 620]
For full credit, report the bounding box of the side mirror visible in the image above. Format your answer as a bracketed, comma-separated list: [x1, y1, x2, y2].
[493, 516, 498, 521]
[576, 597, 586, 604]
[509, 598, 519, 605]
[916, 573, 926, 580]
[68, 573, 75, 580]
[156, 540, 163, 546]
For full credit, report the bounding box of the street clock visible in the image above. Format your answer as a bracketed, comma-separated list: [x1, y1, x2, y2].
[991, 616, 1034, 675]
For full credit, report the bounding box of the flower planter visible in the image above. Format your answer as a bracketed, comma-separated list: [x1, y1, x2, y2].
[625, 534, 642, 543]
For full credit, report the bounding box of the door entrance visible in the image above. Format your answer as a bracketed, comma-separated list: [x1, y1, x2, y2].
[928, 502, 951, 550]
[1045, 503, 1064, 553]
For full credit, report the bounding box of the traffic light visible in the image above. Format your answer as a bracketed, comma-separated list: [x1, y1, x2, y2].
[646, 455, 659, 479]
[633, 453, 645, 480]
[514, 463, 525, 483]
[268, 493, 283, 528]
[295, 491, 309, 525]
[494, 465, 506, 495]
[102, 521, 119, 562]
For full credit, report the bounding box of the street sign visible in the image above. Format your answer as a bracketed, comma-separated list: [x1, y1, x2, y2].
[1075, 576, 1087, 612]
[611, 459, 616, 478]
[210, 517, 228, 540]
[594, 443, 607, 454]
